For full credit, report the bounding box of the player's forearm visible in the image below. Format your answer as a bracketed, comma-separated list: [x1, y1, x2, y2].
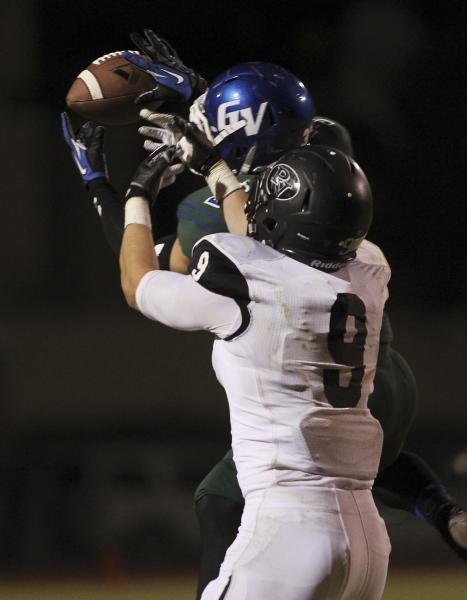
[120, 198, 159, 308]
[86, 178, 124, 256]
[203, 160, 247, 235]
[120, 146, 177, 306]
[222, 189, 248, 235]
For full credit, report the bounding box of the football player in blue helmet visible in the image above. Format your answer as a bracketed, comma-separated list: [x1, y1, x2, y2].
[124, 44, 316, 174]
[201, 62, 315, 173]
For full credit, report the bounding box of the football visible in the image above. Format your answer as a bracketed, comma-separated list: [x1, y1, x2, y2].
[65, 50, 161, 126]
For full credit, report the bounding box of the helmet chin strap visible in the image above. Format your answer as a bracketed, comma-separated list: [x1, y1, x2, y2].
[212, 119, 247, 146]
[247, 221, 256, 236]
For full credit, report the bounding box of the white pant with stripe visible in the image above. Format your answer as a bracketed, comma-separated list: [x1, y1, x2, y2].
[201, 486, 390, 600]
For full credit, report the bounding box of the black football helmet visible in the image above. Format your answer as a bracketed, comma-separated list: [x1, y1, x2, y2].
[246, 146, 372, 270]
[308, 116, 354, 158]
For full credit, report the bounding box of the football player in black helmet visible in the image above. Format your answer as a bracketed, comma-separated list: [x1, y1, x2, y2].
[120, 137, 394, 599]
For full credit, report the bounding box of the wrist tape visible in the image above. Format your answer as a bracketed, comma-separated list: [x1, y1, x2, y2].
[205, 160, 243, 203]
[124, 197, 152, 229]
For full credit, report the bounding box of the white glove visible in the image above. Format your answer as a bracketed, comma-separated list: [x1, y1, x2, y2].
[138, 108, 185, 188]
[189, 92, 214, 142]
[189, 94, 254, 173]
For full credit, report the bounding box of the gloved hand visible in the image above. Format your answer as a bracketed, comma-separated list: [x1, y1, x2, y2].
[138, 111, 217, 175]
[138, 108, 185, 187]
[123, 28, 207, 105]
[125, 145, 177, 201]
[138, 109, 245, 175]
[188, 94, 254, 173]
[176, 118, 245, 205]
[188, 92, 214, 141]
[138, 108, 245, 203]
[61, 112, 107, 182]
[177, 118, 221, 175]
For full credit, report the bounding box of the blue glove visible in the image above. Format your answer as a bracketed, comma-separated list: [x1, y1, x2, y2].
[61, 112, 107, 182]
[123, 29, 207, 105]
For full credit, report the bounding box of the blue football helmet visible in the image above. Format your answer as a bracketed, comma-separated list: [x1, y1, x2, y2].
[203, 62, 315, 173]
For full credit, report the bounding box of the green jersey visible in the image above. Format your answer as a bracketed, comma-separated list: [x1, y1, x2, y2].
[176, 176, 256, 258]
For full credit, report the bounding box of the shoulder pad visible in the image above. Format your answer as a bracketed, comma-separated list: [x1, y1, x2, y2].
[356, 240, 390, 268]
[195, 232, 282, 264]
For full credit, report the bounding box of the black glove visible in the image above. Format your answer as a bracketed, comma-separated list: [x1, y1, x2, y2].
[124, 28, 208, 105]
[178, 120, 222, 175]
[125, 145, 177, 201]
[61, 112, 107, 183]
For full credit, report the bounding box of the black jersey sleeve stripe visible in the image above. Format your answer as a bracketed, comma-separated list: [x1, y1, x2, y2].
[190, 238, 251, 340]
[190, 238, 250, 301]
[155, 234, 177, 271]
[219, 576, 232, 599]
[224, 301, 250, 341]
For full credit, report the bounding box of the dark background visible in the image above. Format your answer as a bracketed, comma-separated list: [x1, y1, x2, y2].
[1, 0, 466, 577]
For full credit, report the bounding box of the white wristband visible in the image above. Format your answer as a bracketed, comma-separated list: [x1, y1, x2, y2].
[124, 196, 152, 229]
[205, 160, 243, 204]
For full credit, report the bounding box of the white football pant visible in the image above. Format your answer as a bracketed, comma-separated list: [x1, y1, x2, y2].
[201, 486, 390, 600]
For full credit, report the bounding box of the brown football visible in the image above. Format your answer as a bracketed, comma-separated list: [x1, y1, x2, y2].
[65, 50, 161, 126]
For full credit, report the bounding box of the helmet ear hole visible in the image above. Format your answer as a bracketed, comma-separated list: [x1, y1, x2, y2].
[267, 105, 278, 125]
[301, 190, 311, 212]
[234, 145, 248, 159]
[263, 217, 277, 232]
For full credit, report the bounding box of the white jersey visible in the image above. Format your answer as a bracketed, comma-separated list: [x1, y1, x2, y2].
[136, 233, 390, 497]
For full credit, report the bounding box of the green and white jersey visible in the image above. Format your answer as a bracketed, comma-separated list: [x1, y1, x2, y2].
[176, 175, 257, 258]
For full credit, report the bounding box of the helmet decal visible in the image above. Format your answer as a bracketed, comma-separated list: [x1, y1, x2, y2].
[266, 163, 300, 200]
[215, 100, 268, 137]
[338, 236, 366, 255]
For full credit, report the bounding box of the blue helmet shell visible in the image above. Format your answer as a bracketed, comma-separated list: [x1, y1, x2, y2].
[203, 62, 315, 173]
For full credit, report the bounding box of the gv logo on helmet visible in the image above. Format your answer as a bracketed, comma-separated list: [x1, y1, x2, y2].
[266, 164, 300, 200]
[216, 100, 268, 136]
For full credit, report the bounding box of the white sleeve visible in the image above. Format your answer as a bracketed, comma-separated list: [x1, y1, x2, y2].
[135, 269, 243, 338]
